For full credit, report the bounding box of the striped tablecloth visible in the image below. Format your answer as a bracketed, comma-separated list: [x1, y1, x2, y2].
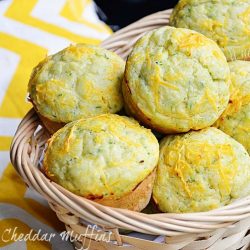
[0, 1, 111, 249]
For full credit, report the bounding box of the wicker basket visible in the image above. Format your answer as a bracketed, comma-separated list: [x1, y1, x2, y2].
[10, 9, 250, 250]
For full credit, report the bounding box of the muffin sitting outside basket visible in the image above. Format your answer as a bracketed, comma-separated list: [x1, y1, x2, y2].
[28, 44, 125, 134]
[43, 114, 159, 212]
[122, 26, 231, 134]
[170, 0, 250, 61]
[215, 60, 250, 154]
[153, 127, 250, 213]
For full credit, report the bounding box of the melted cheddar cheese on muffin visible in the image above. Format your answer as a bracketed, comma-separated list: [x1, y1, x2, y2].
[215, 60, 250, 154]
[29, 44, 125, 125]
[123, 26, 230, 134]
[170, 0, 250, 61]
[153, 127, 250, 213]
[43, 114, 159, 211]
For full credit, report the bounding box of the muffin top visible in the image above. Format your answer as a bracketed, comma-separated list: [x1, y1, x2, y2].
[123, 26, 230, 133]
[28, 44, 125, 123]
[215, 60, 250, 154]
[153, 127, 250, 213]
[44, 114, 159, 199]
[170, 0, 250, 61]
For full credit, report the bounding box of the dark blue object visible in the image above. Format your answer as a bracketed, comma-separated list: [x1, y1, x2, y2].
[95, 0, 178, 30]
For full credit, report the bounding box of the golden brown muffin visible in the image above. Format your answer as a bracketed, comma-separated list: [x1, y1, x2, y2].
[123, 26, 230, 134]
[43, 114, 159, 211]
[215, 60, 250, 154]
[28, 44, 125, 133]
[153, 127, 250, 213]
[170, 0, 250, 61]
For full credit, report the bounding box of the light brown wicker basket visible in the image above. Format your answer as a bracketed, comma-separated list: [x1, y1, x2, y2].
[10, 9, 250, 250]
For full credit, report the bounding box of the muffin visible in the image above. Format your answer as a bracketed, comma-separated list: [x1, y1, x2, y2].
[153, 127, 250, 213]
[170, 0, 250, 61]
[123, 26, 230, 134]
[43, 114, 159, 211]
[215, 60, 250, 154]
[28, 44, 125, 134]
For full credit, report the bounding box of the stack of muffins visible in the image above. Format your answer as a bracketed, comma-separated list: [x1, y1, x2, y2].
[28, 0, 250, 213]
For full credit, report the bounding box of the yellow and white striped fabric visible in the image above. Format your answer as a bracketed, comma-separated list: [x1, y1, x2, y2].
[0, 0, 111, 249]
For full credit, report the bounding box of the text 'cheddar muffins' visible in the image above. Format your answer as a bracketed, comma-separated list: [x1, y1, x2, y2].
[215, 60, 250, 154]
[153, 127, 250, 213]
[123, 26, 230, 134]
[43, 114, 159, 211]
[170, 0, 250, 61]
[28, 44, 125, 133]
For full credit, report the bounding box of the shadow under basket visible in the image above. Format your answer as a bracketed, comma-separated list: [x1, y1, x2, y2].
[10, 9, 250, 250]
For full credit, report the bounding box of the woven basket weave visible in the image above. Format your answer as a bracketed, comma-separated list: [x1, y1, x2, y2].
[10, 9, 250, 250]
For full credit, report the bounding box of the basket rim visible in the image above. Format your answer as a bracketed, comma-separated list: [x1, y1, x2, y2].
[10, 7, 250, 236]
